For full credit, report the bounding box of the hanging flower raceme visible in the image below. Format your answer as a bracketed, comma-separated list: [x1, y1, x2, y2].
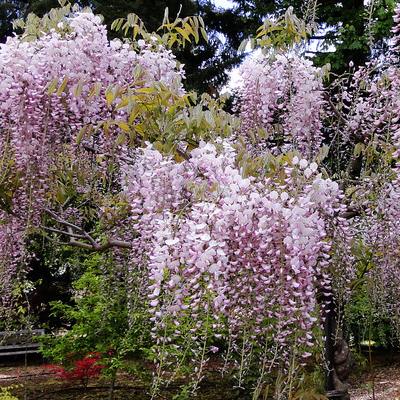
[237, 53, 325, 158]
[0, 10, 184, 309]
[332, 5, 400, 338]
[329, 61, 399, 150]
[0, 11, 183, 209]
[392, 3, 400, 52]
[328, 3, 400, 155]
[123, 142, 348, 375]
[0, 214, 28, 311]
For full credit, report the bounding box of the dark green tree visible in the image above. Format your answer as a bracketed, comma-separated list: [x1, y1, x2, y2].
[89, 0, 251, 93]
[0, 1, 28, 41]
[231, 0, 396, 73]
[304, 0, 395, 72]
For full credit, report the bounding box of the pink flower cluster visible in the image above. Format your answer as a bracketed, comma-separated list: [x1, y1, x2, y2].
[326, 6, 400, 336]
[330, 62, 398, 147]
[393, 3, 400, 51]
[237, 54, 325, 158]
[123, 142, 346, 368]
[0, 11, 183, 309]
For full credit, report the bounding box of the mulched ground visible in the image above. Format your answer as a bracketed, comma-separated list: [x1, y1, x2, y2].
[0, 360, 244, 399]
[2, 353, 400, 399]
[348, 351, 400, 400]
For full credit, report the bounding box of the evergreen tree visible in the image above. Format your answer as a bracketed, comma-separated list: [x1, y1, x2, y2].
[0, 1, 28, 41]
[231, 0, 396, 73]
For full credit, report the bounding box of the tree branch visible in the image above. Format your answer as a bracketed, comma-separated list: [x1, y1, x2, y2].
[324, 93, 349, 125]
[43, 209, 131, 252]
[82, 143, 134, 164]
[339, 205, 364, 219]
[40, 225, 86, 240]
[339, 209, 361, 219]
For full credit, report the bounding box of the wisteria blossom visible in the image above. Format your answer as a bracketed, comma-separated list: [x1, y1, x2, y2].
[237, 53, 325, 158]
[0, 11, 183, 310]
[123, 142, 349, 370]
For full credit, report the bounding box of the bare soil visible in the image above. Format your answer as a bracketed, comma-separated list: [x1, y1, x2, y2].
[0, 360, 244, 399]
[2, 353, 400, 399]
[349, 351, 400, 400]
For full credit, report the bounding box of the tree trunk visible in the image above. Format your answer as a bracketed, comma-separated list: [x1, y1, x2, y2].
[324, 294, 352, 400]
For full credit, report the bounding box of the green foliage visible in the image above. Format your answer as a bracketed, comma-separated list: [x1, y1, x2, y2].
[172, 385, 191, 400]
[81, 82, 238, 161]
[12, 2, 85, 41]
[0, 386, 20, 400]
[345, 283, 396, 349]
[233, 0, 396, 74]
[308, 0, 395, 73]
[288, 367, 327, 400]
[111, 7, 207, 50]
[0, 0, 28, 42]
[239, 7, 309, 53]
[342, 240, 398, 348]
[40, 253, 150, 367]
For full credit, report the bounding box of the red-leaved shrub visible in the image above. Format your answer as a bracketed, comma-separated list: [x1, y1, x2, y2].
[46, 352, 105, 388]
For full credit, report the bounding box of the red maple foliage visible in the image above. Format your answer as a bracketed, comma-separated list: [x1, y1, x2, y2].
[46, 352, 105, 388]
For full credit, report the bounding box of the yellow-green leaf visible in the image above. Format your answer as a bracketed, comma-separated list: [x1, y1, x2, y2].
[200, 27, 208, 42]
[134, 123, 145, 136]
[116, 133, 127, 145]
[105, 88, 115, 107]
[56, 76, 68, 96]
[46, 78, 59, 95]
[176, 27, 191, 42]
[117, 121, 130, 132]
[76, 125, 87, 145]
[73, 80, 83, 97]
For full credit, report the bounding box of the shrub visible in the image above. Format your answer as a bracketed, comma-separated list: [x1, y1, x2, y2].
[46, 352, 105, 388]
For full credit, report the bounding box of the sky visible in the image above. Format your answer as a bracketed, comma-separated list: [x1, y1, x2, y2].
[213, 0, 235, 9]
[210, 0, 245, 93]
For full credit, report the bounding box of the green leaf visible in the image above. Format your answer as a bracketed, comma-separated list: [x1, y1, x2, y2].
[73, 80, 83, 97]
[354, 142, 365, 157]
[176, 27, 191, 42]
[315, 145, 329, 163]
[117, 122, 130, 132]
[76, 125, 87, 145]
[116, 133, 127, 145]
[56, 76, 68, 96]
[200, 27, 208, 42]
[105, 87, 116, 107]
[46, 78, 59, 95]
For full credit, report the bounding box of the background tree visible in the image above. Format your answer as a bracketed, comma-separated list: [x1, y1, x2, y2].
[232, 0, 396, 73]
[0, 0, 28, 41]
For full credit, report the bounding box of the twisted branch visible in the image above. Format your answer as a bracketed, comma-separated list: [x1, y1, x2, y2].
[43, 209, 131, 252]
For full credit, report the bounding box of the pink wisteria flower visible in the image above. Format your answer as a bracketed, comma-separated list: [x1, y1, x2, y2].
[123, 141, 349, 369]
[0, 10, 184, 310]
[237, 53, 325, 158]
